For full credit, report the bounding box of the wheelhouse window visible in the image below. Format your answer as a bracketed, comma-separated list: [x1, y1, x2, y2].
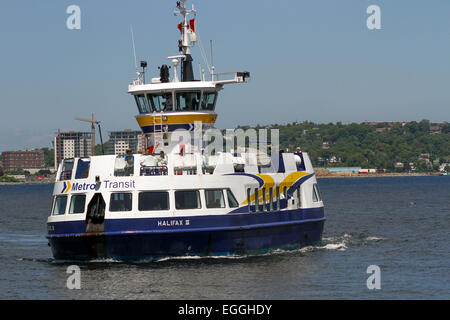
[59, 159, 74, 180]
[135, 94, 150, 113]
[201, 92, 217, 110]
[176, 91, 201, 111]
[313, 184, 322, 202]
[53, 195, 67, 215]
[69, 194, 86, 214]
[138, 191, 169, 211]
[205, 189, 225, 208]
[226, 189, 239, 208]
[75, 158, 90, 179]
[148, 93, 173, 112]
[110, 193, 132, 212]
[175, 190, 201, 210]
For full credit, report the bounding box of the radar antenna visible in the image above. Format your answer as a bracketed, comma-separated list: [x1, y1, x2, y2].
[174, 0, 197, 81]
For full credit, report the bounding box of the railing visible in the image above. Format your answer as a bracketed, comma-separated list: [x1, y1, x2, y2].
[174, 168, 197, 175]
[140, 166, 168, 176]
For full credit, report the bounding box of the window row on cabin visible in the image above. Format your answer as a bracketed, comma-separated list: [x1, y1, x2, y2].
[134, 91, 218, 113]
[52, 189, 239, 215]
[59, 158, 90, 181]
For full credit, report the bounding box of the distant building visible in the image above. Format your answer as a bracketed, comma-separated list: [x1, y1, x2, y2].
[108, 130, 144, 155]
[315, 167, 361, 174]
[394, 162, 404, 169]
[53, 131, 93, 170]
[429, 125, 441, 135]
[329, 155, 342, 163]
[439, 163, 449, 172]
[362, 121, 408, 127]
[1, 149, 45, 173]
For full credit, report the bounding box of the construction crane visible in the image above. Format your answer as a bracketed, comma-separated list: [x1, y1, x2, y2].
[75, 113, 105, 156]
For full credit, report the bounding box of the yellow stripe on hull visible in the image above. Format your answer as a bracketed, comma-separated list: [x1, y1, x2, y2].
[136, 113, 218, 127]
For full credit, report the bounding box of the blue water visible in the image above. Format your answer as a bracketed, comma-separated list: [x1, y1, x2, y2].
[0, 176, 448, 299]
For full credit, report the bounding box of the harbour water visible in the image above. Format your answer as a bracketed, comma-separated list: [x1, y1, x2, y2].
[0, 176, 448, 299]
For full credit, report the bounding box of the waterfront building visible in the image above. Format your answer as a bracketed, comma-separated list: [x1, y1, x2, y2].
[108, 130, 144, 155]
[1, 149, 45, 173]
[53, 130, 92, 170]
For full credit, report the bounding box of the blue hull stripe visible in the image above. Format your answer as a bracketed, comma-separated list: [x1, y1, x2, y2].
[47, 208, 325, 260]
[47, 207, 324, 237]
[47, 217, 325, 238]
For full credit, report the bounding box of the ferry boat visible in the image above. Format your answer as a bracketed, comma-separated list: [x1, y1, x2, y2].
[46, 0, 325, 260]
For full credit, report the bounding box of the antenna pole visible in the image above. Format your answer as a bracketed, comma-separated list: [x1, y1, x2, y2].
[174, 0, 196, 81]
[91, 113, 95, 156]
[210, 40, 215, 81]
[131, 25, 138, 70]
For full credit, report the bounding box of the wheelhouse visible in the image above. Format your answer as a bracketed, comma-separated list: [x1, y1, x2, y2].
[133, 89, 219, 114]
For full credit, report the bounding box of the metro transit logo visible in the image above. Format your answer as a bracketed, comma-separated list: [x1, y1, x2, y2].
[60, 180, 136, 194]
[61, 181, 72, 193]
[61, 181, 97, 193]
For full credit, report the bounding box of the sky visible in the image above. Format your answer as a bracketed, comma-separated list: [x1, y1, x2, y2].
[0, 0, 449, 152]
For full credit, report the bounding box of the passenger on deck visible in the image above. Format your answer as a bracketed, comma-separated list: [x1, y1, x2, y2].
[147, 141, 159, 154]
[201, 148, 207, 173]
[158, 151, 167, 166]
[124, 149, 134, 175]
[162, 93, 173, 111]
[294, 146, 306, 171]
[179, 136, 185, 156]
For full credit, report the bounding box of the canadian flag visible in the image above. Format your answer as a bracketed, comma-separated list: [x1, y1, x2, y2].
[189, 19, 195, 32]
[177, 19, 195, 35]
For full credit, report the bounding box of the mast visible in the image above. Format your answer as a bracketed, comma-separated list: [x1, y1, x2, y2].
[174, 0, 196, 81]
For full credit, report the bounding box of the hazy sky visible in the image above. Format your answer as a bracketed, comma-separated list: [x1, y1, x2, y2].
[0, 0, 449, 152]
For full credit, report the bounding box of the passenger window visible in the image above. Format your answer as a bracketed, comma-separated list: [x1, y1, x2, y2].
[262, 188, 267, 211]
[205, 189, 225, 208]
[60, 159, 74, 181]
[110, 193, 132, 212]
[69, 194, 86, 214]
[227, 189, 239, 208]
[254, 188, 259, 212]
[139, 192, 169, 211]
[75, 158, 90, 179]
[201, 92, 217, 110]
[175, 190, 201, 209]
[135, 94, 150, 113]
[274, 187, 280, 210]
[269, 187, 273, 211]
[176, 91, 201, 111]
[296, 187, 302, 208]
[247, 188, 252, 212]
[53, 195, 68, 215]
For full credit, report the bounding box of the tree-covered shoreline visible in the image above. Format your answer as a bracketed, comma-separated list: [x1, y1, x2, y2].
[243, 120, 449, 172]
